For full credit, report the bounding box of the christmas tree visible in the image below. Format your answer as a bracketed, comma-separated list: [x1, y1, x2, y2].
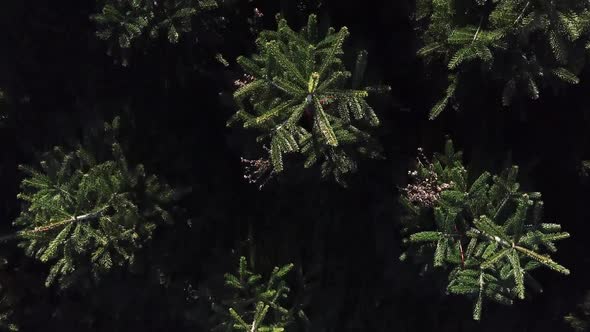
[400, 140, 569, 320]
[228, 14, 388, 186]
[415, 0, 590, 118]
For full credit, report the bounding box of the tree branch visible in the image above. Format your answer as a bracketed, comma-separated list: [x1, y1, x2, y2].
[0, 206, 110, 243]
[513, 1, 531, 26]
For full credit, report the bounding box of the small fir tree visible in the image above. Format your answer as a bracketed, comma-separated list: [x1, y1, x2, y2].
[228, 14, 389, 187]
[9, 117, 175, 288]
[91, 0, 218, 63]
[415, 0, 590, 118]
[212, 256, 303, 332]
[400, 139, 570, 320]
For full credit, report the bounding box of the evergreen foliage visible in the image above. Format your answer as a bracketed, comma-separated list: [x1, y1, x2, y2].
[415, 0, 590, 118]
[91, 0, 218, 62]
[228, 14, 388, 186]
[400, 139, 570, 320]
[565, 291, 590, 331]
[212, 256, 303, 332]
[4, 0, 590, 330]
[11, 118, 175, 288]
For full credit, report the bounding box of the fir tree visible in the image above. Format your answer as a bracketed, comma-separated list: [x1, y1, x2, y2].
[415, 0, 590, 118]
[7, 118, 175, 288]
[228, 14, 389, 187]
[400, 139, 570, 320]
[212, 256, 304, 332]
[91, 0, 218, 63]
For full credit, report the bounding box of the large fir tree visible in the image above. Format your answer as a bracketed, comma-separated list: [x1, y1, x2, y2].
[400, 140, 569, 320]
[228, 14, 388, 186]
[415, 0, 590, 118]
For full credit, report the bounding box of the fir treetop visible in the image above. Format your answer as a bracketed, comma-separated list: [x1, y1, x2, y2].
[400, 139, 570, 320]
[416, 0, 590, 118]
[228, 14, 389, 187]
[211, 256, 304, 332]
[91, 0, 218, 64]
[11, 118, 175, 288]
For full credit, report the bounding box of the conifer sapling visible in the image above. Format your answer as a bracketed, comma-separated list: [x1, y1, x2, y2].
[212, 256, 304, 332]
[91, 0, 218, 63]
[228, 14, 389, 187]
[416, 0, 590, 118]
[11, 118, 175, 288]
[400, 139, 570, 320]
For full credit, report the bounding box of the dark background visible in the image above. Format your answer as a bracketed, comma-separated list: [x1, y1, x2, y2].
[0, 0, 589, 331]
